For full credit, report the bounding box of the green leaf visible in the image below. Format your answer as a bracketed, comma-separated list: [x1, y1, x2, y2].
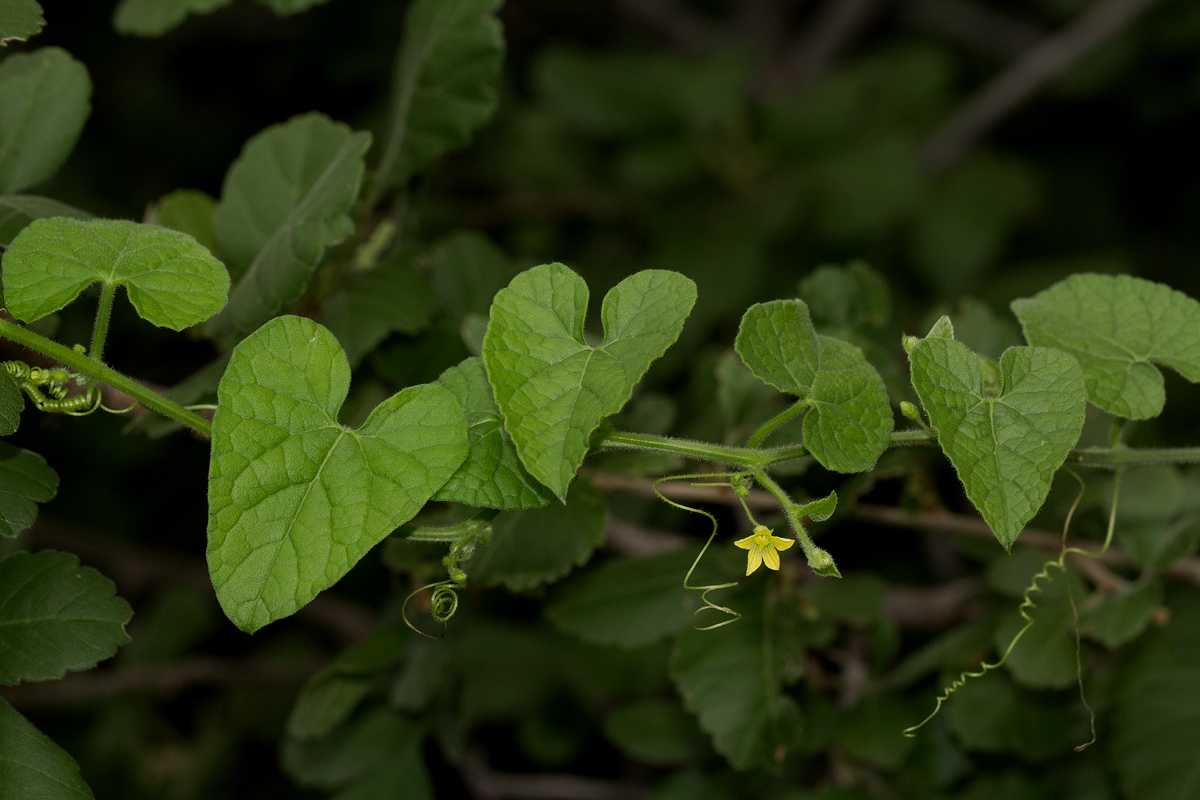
[0, 194, 91, 246]
[0, 0, 43, 44]
[0, 697, 93, 799]
[547, 547, 703, 648]
[2, 217, 230, 329]
[282, 707, 431, 800]
[670, 580, 802, 769]
[427, 230, 513, 322]
[483, 264, 696, 499]
[375, 0, 504, 188]
[0, 47, 90, 194]
[0, 367, 20, 435]
[288, 623, 408, 740]
[604, 698, 710, 765]
[464, 479, 606, 591]
[735, 299, 893, 472]
[433, 357, 553, 509]
[206, 112, 371, 338]
[147, 189, 219, 256]
[0, 442, 56, 537]
[837, 695, 918, 769]
[944, 670, 1084, 758]
[994, 602, 1079, 689]
[907, 337, 1086, 549]
[206, 315, 468, 632]
[1081, 580, 1163, 649]
[798, 261, 891, 333]
[1011, 273, 1200, 420]
[112, 0, 232, 36]
[0, 550, 132, 684]
[321, 252, 437, 367]
[252, 0, 330, 15]
[1112, 587, 1200, 800]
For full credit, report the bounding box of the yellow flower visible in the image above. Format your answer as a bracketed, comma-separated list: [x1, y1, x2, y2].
[733, 525, 794, 576]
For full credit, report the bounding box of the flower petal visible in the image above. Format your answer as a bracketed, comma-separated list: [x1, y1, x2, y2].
[769, 535, 794, 551]
[762, 545, 781, 571]
[745, 546, 764, 576]
[734, 535, 755, 550]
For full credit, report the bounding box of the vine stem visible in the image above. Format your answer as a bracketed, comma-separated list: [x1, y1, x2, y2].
[0, 318, 212, 438]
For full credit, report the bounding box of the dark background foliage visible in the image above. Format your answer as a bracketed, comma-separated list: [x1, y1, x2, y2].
[5, 0, 1200, 798]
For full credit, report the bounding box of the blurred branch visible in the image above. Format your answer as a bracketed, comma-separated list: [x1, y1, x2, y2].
[0, 657, 316, 709]
[902, 0, 1042, 59]
[615, 0, 718, 54]
[760, 0, 885, 92]
[922, 0, 1166, 174]
[461, 750, 647, 800]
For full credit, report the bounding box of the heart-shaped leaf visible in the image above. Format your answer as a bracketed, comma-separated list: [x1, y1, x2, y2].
[0, 442, 57, 537]
[482, 264, 696, 499]
[2, 217, 230, 329]
[908, 336, 1086, 550]
[0, 194, 91, 247]
[735, 299, 893, 472]
[1011, 273, 1200, 420]
[207, 315, 468, 632]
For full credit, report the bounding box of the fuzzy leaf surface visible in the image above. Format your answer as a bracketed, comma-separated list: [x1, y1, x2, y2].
[321, 252, 436, 367]
[0, 47, 90, 194]
[908, 338, 1086, 550]
[735, 299, 892, 472]
[1011, 273, 1200, 420]
[433, 356, 553, 509]
[112, 0, 232, 36]
[0, 550, 131, 684]
[207, 316, 467, 632]
[465, 479, 606, 591]
[207, 112, 370, 337]
[0, 442, 57, 537]
[376, 0, 504, 188]
[3, 218, 229, 328]
[0, 194, 90, 246]
[670, 580, 801, 769]
[0, 368, 20, 435]
[0, 698, 93, 799]
[483, 264, 696, 498]
[0, 0, 44, 43]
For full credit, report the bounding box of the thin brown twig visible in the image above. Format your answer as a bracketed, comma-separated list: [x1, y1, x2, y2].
[0, 657, 317, 709]
[922, 0, 1166, 174]
[760, 0, 884, 91]
[460, 750, 647, 800]
[902, 0, 1043, 60]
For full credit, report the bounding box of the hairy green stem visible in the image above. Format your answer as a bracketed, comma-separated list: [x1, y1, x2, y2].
[1070, 446, 1200, 469]
[746, 400, 807, 449]
[0, 318, 212, 437]
[89, 284, 116, 365]
[753, 468, 840, 577]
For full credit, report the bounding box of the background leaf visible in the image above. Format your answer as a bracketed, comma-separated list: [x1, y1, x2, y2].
[0, 194, 90, 246]
[547, 546, 702, 648]
[735, 299, 893, 472]
[0, 550, 132, 684]
[670, 580, 801, 769]
[464, 478, 606, 591]
[908, 338, 1086, 549]
[2, 217, 229, 328]
[206, 112, 370, 338]
[0, 0, 43, 44]
[0, 698, 93, 799]
[433, 356, 554, 509]
[0, 47, 90, 194]
[603, 698, 710, 765]
[112, 0, 232, 37]
[482, 264, 696, 499]
[321, 252, 436, 367]
[1011, 273, 1200, 420]
[375, 0, 504, 188]
[146, 188, 219, 256]
[0, 442, 57, 537]
[206, 316, 467, 632]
